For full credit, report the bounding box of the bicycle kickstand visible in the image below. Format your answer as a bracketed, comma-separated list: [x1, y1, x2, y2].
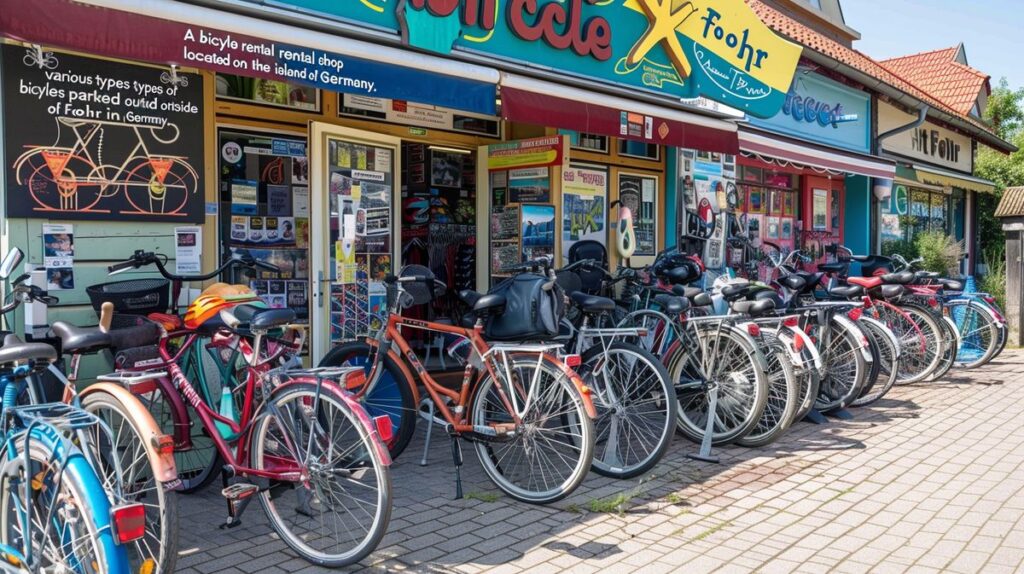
[450, 435, 464, 500]
[420, 398, 435, 467]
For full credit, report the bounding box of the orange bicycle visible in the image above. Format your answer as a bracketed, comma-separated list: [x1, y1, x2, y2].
[334, 265, 597, 504]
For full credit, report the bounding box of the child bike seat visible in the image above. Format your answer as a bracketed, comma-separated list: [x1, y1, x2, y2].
[50, 321, 112, 355]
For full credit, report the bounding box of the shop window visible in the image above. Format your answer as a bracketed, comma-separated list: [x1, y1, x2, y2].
[559, 129, 610, 154]
[340, 94, 500, 138]
[618, 139, 660, 161]
[215, 73, 320, 112]
[217, 129, 311, 326]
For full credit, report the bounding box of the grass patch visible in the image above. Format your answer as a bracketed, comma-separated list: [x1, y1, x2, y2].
[691, 520, 734, 542]
[464, 491, 500, 503]
[825, 487, 854, 503]
[564, 503, 582, 514]
[665, 493, 683, 505]
[588, 492, 632, 515]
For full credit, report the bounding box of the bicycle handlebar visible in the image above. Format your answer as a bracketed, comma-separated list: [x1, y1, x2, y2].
[108, 250, 280, 281]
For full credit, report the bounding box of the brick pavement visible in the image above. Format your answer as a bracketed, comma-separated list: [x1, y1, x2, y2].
[174, 350, 1024, 573]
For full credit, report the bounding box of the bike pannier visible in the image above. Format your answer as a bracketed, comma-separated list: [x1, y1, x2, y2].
[484, 273, 564, 341]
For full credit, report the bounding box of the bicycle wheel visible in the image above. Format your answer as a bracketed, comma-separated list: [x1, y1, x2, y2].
[669, 325, 768, 446]
[879, 303, 943, 385]
[928, 315, 958, 381]
[735, 331, 799, 447]
[471, 355, 594, 504]
[0, 432, 127, 574]
[851, 317, 900, 407]
[947, 300, 1000, 369]
[617, 310, 679, 358]
[580, 342, 675, 479]
[251, 382, 391, 568]
[814, 318, 868, 412]
[319, 339, 418, 459]
[81, 391, 178, 574]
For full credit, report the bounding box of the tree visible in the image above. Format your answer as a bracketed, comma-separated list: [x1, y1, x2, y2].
[975, 78, 1024, 259]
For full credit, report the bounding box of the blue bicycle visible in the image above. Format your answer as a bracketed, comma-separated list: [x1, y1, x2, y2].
[0, 249, 143, 573]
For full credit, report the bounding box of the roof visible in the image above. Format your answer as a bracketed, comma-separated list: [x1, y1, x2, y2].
[880, 46, 990, 116]
[995, 187, 1024, 218]
[743, 0, 996, 137]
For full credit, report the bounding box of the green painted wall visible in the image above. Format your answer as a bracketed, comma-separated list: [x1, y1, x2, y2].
[844, 175, 871, 256]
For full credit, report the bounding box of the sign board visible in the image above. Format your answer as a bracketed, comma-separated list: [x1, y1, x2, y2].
[747, 72, 871, 153]
[222, 0, 803, 118]
[486, 136, 567, 171]
[2, 46, 205, 222]
[341, 94, 500, 137]
[878, 101, 973, 173]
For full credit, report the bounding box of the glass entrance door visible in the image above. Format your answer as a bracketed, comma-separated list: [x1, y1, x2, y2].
[309, 123, 401, 360]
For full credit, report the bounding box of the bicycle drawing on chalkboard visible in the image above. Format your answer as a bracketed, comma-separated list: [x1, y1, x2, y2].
[12, 117, 198, 216]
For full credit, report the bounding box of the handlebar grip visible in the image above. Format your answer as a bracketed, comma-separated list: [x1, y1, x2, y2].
[108, 260, 137, 273]
[98, 302, 114, 333]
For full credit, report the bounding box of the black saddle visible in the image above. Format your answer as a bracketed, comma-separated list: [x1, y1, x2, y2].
[730, 299, 776, 318]
[654, 294, 688, 315]
[664, 266, 697, 285]
[880, 272, 915, 285]
[471, 293, 507, 315]
[231, 305, 297, 331]
[880, 285, 905, 299]
[50, 321, 112, 355]
[570, 292, 614, 314]
[720, 283, 752, 301]
[778, 274, 807, 292]
[941, 279, 964, 291]
[819, 262, 847, 274]
[0, 335, 57, 369]
[915, 271, 941, 280]
[829, 285, 864, 299]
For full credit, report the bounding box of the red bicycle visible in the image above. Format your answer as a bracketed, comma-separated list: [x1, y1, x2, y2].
[107, 251, 393, 567]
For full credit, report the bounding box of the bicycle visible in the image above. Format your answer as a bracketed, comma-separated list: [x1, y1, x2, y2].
[13, 118, 198, 216]
[0, 249, 145, 573]
[333, 264, 597, 504]
[2, 268, 179, 574]
[106, 251, 393, 567]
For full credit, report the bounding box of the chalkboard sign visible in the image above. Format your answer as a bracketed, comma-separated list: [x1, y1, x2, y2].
[2, 45, 204, 222]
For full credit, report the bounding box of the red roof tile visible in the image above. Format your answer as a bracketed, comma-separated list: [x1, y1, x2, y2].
[744, 0, 994, 135]
[880, 47, 990, 116]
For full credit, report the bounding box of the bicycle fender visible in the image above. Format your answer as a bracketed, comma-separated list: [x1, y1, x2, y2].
[763, 328, 805, 369]
[941, 316, 961, 350]
[368, 339, 420, 406]
[526, 353, 597, 420]
[270, 380, 392, 466]
[783, 324, 823, 372]
[858, 317, 902, 361]
[832, 315, 874, 363]
[79, 383, 179, 484]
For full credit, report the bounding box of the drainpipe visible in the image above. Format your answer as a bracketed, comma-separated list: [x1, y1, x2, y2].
[878, 106, 929, 143]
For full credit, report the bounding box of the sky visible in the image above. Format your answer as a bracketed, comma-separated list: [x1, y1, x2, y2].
[841, 0, 1024, 91]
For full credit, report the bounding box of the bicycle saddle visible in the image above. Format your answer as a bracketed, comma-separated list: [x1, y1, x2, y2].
[880, 272, 915, 285]
[792, 272, 824, 293]
[471, 293, 507, 315]
[828, 285, 864, 299]
[915, 271, 941, 280]
[458, 289, 482, 307]
[730, 298, 776, 318]
[880, 285, 905, 299]
[227, 305, 296, 331]
[50, 321, 113, 355]
[753, 290, 786, 309]
[851, 255, 872, 262]
[570, 292, 614, 314]
[0, 335, 57, 368]
[653, 294, 688, 315]
[940, 279, 964, 291]
[848, 276, 883, 289]
[671, 285, 704, 300]
[664, 266, 697, 285]
[720, 283, 752, 301]
[779, 274, 808, 292]
[818, 262, 847, 274]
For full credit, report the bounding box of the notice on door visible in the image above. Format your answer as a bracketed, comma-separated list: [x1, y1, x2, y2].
[2, 46, 204, 222]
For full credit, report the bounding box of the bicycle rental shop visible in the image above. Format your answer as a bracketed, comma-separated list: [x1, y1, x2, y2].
[0, 0, 999, 375]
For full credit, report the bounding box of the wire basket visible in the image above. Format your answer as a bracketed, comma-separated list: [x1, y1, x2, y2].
[87, 279, 169, 315]
[398, 265, 437, 306]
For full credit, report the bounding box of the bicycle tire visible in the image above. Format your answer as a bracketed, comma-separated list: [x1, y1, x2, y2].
[887, 303, 944, 385]
[319, 339, 418, 460]
[735, 331, 799, 448]
[928, 315, 958, 381]
[669, 325, 768, 446]
[471, 355, 595, 504]
[81, 391, 179, 574]
[946, 300, 1000, 369]
[814, 318, 869, 412]
[850, 317, 900, 406]
[580, 342, 675, 479]
[251, 382, 392, 567]
[0, 431, 127, 573]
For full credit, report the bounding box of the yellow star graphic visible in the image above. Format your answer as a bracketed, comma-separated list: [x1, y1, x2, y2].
[626, 0, 698, 79]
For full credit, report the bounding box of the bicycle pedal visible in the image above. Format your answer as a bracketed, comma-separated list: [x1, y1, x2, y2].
[222, 482, 258, 501]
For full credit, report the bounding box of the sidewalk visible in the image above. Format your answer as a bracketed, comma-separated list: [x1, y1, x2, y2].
[174, 350, 1024, 574]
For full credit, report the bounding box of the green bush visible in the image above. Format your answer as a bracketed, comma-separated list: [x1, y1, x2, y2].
[881, 239, 918, 261]
[914, 231, 964, 276]
[980, 246, 1007, 311]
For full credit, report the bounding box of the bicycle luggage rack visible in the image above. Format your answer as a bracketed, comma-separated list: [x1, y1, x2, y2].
[97, 370, 168, 393]
[7, 403, 103, 433]
[274, 366, 363, 382]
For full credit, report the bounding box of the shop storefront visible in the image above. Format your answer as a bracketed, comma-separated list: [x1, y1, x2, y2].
[877, 100, 995, 272]
[0, 0, 803, 361]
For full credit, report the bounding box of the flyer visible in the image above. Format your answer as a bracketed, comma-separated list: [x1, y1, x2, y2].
[267, 185, 291, 216]
[174, 226, 202, 275]
[231, 179, 258, 214]
[292, 187, 310, 217]
[42, 224, 74, 290]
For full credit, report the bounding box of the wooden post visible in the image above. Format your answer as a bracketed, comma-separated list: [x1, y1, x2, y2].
[1004, 224, 1023, 347]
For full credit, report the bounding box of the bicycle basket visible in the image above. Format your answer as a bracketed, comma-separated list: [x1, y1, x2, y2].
[87, 279, 169, 315]
[398, 265, 439, 306]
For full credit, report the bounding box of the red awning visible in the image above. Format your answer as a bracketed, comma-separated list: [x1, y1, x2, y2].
[739, 129, 895, 179]
[500, 74, 739, 155]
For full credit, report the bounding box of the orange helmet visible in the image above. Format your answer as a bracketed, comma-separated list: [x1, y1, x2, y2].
[184, 294, 231, 330]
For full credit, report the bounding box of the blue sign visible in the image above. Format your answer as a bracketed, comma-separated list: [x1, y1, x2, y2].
[747, 72, 871, 153]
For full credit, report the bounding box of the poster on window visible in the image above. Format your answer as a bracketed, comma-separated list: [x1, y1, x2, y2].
[618, 174, 657, 256]
[562, 167, 607, 264]
[3, 46, 204, 222]
[813, 189, 829, 230]
[42, 224, 74, 290]
[521, 204, 555, 262]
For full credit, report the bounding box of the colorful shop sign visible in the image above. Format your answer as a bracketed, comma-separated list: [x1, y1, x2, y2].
[487, 136, 567, 171]
[226, 0, 803, 118]
[747, 72, 871, 153]
[878, 101, 973, 173]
